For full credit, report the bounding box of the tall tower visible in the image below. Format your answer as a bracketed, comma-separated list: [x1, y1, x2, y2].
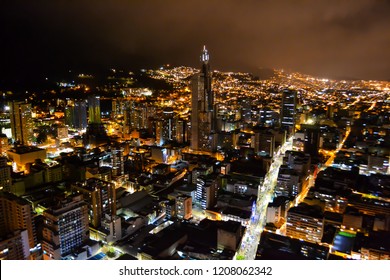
[9, 101, 34, 145]
[280, 89, 297, 136]
[191, 46, 216, 151]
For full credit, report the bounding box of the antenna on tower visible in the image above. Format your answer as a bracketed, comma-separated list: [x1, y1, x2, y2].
[201, 45, 209, 63]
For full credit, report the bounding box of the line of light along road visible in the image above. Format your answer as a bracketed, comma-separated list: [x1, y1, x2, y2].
[236, 126, 351, 260]
[235, 136, 293, 260]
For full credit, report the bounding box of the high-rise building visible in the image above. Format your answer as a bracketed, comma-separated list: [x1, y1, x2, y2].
[88, 95, 101, 124]
[280, 89, 297, 136]
[155, 120, 164, 146]
[191, 46, 216, 152]
[175, 118, 187, 144]
[71, 178, 116, 228]
[301, 124, 321, 158]
[86, 96, 108, 147]
[42, 194, 89, 260]
[65, 100, 87, 130]
[9, 101, 34, 145]
[0, 192, 37, 252]
[112, 98, 126, 119]
[162, 107, 175, 143]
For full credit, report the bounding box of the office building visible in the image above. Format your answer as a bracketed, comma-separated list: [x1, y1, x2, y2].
[159, 107, 176, 145]
[280, 89, 297, 135]
[86, 95, 108, 146]
[155, 120, 164, 146]
[9, 101, 34, 145]
[65, 100, 87, 130]
[302, 124, 321, 158]
[88, 95, 101, 124]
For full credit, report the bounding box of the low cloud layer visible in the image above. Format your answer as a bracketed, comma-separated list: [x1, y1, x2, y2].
[1, 0, 390, 80]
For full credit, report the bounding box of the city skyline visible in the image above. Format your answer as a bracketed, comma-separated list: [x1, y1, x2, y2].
[1, 0, 390, 83]
[1, 1, 390, 264]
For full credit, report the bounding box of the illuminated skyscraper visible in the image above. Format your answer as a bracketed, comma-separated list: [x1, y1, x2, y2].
[9, 101, 34, 145]
[157, 107, 176, 146]
[191, 46, 216, 151]
[88, 95, 101, 124]
[280, 89, 297, 136]
[65, 100, 87, 130]
[86, 95, 108, 147]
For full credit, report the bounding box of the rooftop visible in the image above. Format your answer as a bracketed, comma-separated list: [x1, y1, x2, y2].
[8, 146, 45, 154]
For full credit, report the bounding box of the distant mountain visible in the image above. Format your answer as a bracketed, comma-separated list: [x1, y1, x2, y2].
[236, 67, 276, 80]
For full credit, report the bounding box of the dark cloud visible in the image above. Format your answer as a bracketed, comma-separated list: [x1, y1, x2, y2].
[1, 0, 390, 80]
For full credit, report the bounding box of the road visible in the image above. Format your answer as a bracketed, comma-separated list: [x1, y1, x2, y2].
[235, 136, 293, 260]
[321, 126, 350, 171]
[235, 125, 351, 259]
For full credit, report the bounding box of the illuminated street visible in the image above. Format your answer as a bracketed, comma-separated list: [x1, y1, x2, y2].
[236, 136, 293, 260]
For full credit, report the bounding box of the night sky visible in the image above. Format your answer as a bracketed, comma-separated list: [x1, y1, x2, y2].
[1, 0, 390, 81]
